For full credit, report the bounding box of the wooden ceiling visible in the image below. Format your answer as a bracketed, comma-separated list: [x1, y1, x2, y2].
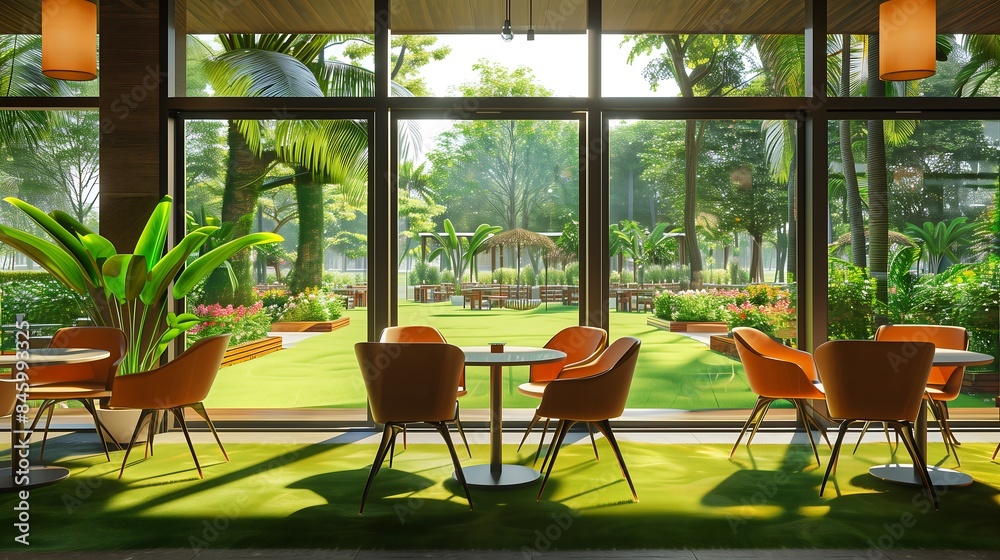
[2, 0, 999, 35]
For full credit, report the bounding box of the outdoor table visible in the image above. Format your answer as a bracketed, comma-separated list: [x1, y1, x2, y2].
[0, 347, 111, 492]
[459, 346, 566, 487]
[615, 288, 635, 312]
[868, 347, 994, 488]
[464, 287, 498, 310]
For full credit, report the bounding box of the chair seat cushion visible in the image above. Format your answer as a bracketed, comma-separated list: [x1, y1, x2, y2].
[517, 381, 548, 399]
[28, 383, 110, 399]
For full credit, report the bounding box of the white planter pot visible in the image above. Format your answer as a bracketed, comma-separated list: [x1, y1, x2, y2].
[450, 295, 465, 306]
[95, 408, 150, 446]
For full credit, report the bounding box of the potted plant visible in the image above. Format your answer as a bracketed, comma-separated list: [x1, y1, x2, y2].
[0, 196, 282, 442]
[426, 218, 501, 306]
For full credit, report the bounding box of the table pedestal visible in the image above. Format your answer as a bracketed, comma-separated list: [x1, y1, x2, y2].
[1, 416, 69, 492]
[869, 464, 972, 487]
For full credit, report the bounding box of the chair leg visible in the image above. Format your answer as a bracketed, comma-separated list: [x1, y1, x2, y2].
[537, 420, 573, 501]
[820, 420, 853, 497]
[146, 411, 157, 458]
[360, 424, 397, 514]
[745, 398, 774, 448]
[190, 402, 229, 462]
[169, 407, 203, 479]
[586, 422, 600, 461]
[926, 400, 959, 466]
[430, 421, 474, 511]
[118, 409, 154, 479]
[800, 401, 832, 449]
[38, 402, 56, 462]
[792, 401, 821, 466]
[78, 399, 111, 461]
[851, 421, 873, 455]
[992, 441, 1000, 462]
[594, 419, 638, 502]
[895, 421, 939, 511]
[27, 400, 54, 435]
[452, 401, 471, 458]
[402, 425, 407, 450]
[517, 412, 541, 452]
[730, 396, 768, 459]
[534, 418, 551, 467]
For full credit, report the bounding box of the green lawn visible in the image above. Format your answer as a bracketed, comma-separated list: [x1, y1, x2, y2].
[205, 301, 757, 410]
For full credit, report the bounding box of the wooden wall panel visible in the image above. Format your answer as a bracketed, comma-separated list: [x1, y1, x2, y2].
[99, 0, 166, 251]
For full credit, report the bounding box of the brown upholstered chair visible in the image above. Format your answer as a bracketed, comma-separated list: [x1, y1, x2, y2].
[535, 337, 641, 502]
[731, 327, 830, 465]
[875, 324, 968, 465]
[515, 326, 608, 462]
[26, 327, 128, 461]
[815, 339, 939, 509]
[379, 325, 470, 456]
[355, 342, 473, 513]
[109, 334, 230, 479]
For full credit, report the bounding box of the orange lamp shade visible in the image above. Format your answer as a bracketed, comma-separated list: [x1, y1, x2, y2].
[41, 0, 97, 81]
[879, 0, 936, 81]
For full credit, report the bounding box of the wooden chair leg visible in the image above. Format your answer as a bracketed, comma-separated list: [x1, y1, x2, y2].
[517, 411, 542, 452]
[537, 420, 573, 501]
[594, 419, 638, 501]
[452, 401, 471, 458]
[820, 421, 852, 497]
[534, 418, 551, 467]
[360, 424, 397, 514]
[38, 402, 56, 462]
[793, 400, 821, 466]
[730, 396, 768, 458]
[170, 407, 203, 479]
[851, 421, 873, 455]
[430, 421, 474, 510]
[27, 400, 55, 434]
[992, 441, 1000, 461]
[895, 421, 939, 511]
[79, 399, 111, 461]
[745, 399, 774, 448]
[190, 402, 228, 461]
[118, 409, 153, 479]
[586, 422, 600, 461]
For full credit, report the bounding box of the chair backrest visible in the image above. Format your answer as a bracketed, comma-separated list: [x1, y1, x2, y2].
[732, 327, 823, 399]
[0, 379, 18, 417]
[32, 327, 127, 389]
[108, 334, 230, 409]
[355, 342, 465, 424]
[538, 337, 641, 422]
[379, 325, 446, 343]
[875, 324, 968, 388]
[530, 326, 608, 383]
[815, 340, 935, 422]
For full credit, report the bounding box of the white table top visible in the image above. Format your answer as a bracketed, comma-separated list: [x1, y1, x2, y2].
[0, 348, 111, 366]
[460, 346, 565, 366]
[932, 348, 994, 367]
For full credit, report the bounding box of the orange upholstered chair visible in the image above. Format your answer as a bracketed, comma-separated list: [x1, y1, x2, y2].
[814, 339, 938, 509]
[355, 342, 474, 513]
[535, 337, 641, 502]
[515, 326, 608, 461]
[875, 324, 968, 465]
[26, 327, 127, 461]
[109, 334, 230, 479]
[379, 325, 470, 456]
[731, 327, 830, 465]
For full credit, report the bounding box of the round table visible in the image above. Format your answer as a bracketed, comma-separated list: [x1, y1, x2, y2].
[868, 347, 994, 488]
[0, 347, 111, 492]
[459, 346, 566, 488]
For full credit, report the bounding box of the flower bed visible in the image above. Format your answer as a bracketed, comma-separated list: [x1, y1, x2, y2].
[653, 284, 795, 336]
[188, 301, 271, 347]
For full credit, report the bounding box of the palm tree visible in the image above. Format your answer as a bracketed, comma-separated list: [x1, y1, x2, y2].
[904, 218, 977, 274]
[199, 34, 418, 299]
[954, 35, 1000, 96]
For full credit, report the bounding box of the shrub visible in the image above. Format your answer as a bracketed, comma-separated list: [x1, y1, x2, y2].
[258, 288, 290, 322]
[323, 271, 364, 288]
[564, 262, 579, 285]
[490, 267, 518, 285]
[653, 290, 726, 322]
[609, 270, 621, 285]
[827, 263, 876, 340]
[0, 275, 86, 349]
[521, 266, 536, 286]
[645, 265, 666, 284]
[188, 301, 271, 347]
[408, 260, 429, 285]
[440, 270, 455, 286]
[543, 269, 566, 285]
[729, 260, 749, 285]
[278, 288, 344, 322]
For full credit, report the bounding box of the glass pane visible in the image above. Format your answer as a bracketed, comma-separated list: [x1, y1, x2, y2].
[609, 119, 798, 411]
[185, 118, 369, 418]
[827, 119, 1000, 409]
[0, 35, 99, 97]
[603, 34, 805, 97]
[396, 117, 581, 415]
[1, 109, 99, 349]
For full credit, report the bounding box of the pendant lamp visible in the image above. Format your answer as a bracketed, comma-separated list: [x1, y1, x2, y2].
[42, 0, 98, 81]
[500, 0, 513, 42]
[879, 0, 935, 81]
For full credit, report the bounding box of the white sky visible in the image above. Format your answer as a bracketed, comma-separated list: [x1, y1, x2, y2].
[401, 34, 680, 161]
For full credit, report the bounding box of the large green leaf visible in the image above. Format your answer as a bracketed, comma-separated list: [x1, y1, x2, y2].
[78, 233, 117, 262]
[133, 196, 172, 271]
[173, 232, 283, 298]
[51, 210, 97, 237]
[4, 197, 100, 283]
[139, 227, 217, 305]
[0, 225, 88, 293]
[102, 255, 148, 303]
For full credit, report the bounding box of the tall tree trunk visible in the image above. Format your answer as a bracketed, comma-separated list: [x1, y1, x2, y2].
[203, 121, 266, 306]
[842, 35, 867, 267]
[785, 149, 797, 281]
[684, 119, 704, 288]
[290, 174, 324, 292]
[867, 35, 890, 327]
[750, 233, 764, 283]
[775, 225, 787, 283]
